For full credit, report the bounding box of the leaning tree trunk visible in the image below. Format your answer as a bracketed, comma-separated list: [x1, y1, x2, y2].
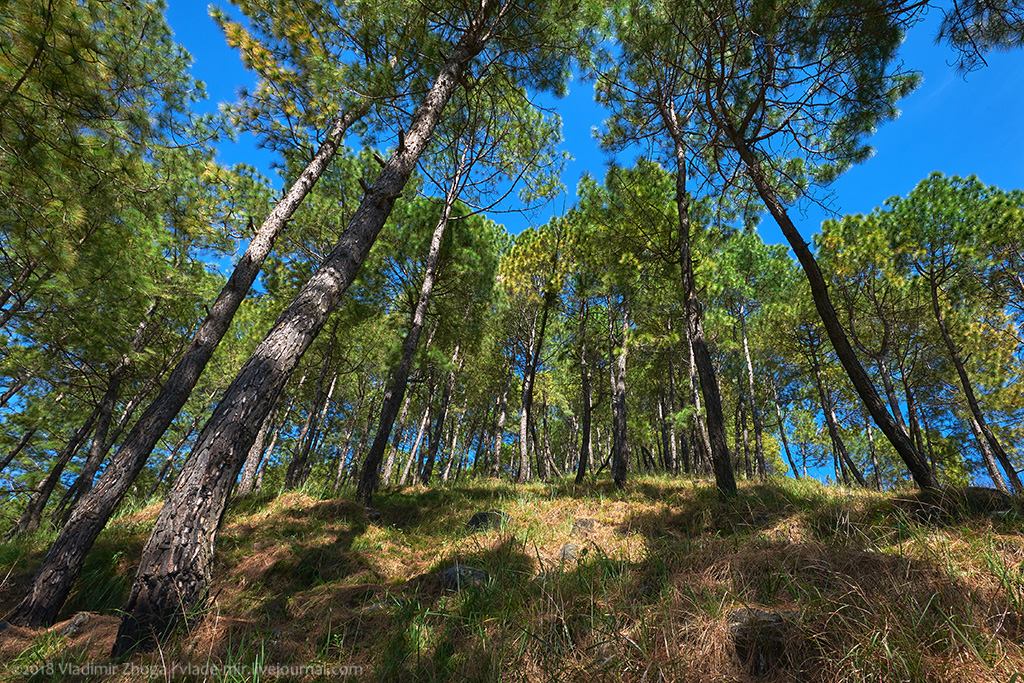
[724, 126, 937, 490]
[929, 275, 1022, 492]
[965, 411, 1011, 494]
[6, 406, 99, 539]
[109, 33, 486, 654]
[9, 101, 370, 630]
[357, 164, 464, 503]
[54, 373, 119, 524]
[660, 99, 735, 495]
[1, 393, 63, 476]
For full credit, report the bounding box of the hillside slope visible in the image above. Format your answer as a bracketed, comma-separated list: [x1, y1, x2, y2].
[2, 477, 1024, 681]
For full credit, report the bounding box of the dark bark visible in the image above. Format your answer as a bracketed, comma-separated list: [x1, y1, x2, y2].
[51, 372, 120, 527]
[904, 383, 925, 457]
[9, 102, 369, 630]
[658, 385, 673, 475]
[723, 126, 937, 490]
[738, 394, 751, 479]
[656, 99, 733, 492]
[0, 377, 27, 411]
[109, 32, 484, 654]
[442, 397, 469, 483]
[686, 337, 712, 475]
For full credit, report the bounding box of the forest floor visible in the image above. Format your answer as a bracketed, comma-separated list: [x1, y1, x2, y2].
[2, 476, 1024, 681]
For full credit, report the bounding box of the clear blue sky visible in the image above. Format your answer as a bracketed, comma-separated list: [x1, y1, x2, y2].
[165, 3, 1024, 246]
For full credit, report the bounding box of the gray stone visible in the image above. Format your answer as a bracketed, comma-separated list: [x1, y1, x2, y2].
[62, 612, 90, 637]
[728, 608, 791, 677]
[559, 543, 579, 561]
[439, 564, 489, 590]
[466, 509, 508, 532]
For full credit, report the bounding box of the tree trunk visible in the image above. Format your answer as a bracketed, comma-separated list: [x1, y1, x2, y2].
[421, 343, 462, 485]
[52, 371, 121, 526]
[687, 337, 711, 475]
[382, 390, 413, 486]
[658, 100, 733, 492]
[809, 349, 867, 488]
[6, 407, 99, 539]
[739, 305, 766, 479]
[610, 301, 630, 489]
[738, 394, 751, 479]
[441, 397, 469, 483]
[0, 377, 27, 410]
[9, 102, 369, 630]
[0, 389, 56, 477]
[677, 177, 733, 490]
[0, 426, 38, 477]
[658, 384, 673, 475]
[878, 356, 907, 431]
[866, 418, 882, 491]
[357, 165, 464, 503]
[285, 336, 338, 489]
[966, 411, 1010, 493]
[723, 125, 937, 490]
[929, 275, 1022, 492]
[400, 404, 431, 486]
[235, 406, 275, 497]
[771, 382, 799, 479]
[491, 362, 512, 477]
[150, 411, 205, 499]
[109, 33, 484, 654]
[516, 314, 537, 484]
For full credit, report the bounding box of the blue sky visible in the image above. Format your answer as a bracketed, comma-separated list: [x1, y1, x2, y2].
[166, 3, 1024, 246]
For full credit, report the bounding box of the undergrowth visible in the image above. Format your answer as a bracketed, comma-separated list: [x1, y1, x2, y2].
[2, 476, 1024, 682]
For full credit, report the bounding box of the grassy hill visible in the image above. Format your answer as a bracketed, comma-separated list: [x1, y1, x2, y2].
[3, 477, 1024, 681]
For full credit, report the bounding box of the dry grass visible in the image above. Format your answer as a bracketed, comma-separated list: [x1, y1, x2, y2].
[3, 476, 1024, 682]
